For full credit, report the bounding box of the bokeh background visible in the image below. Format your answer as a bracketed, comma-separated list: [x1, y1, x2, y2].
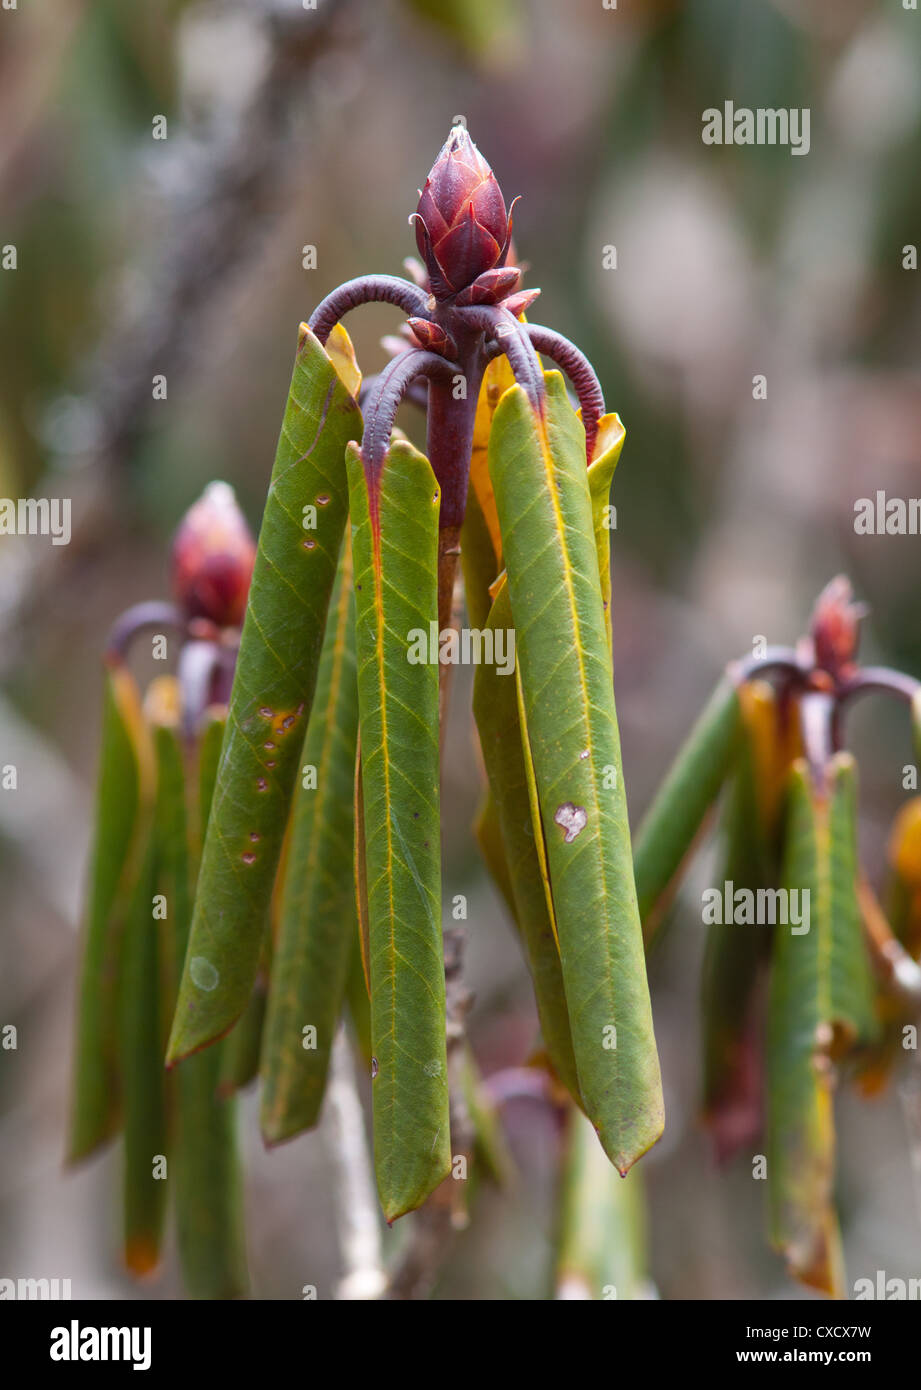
[2, 0, 921, 1299]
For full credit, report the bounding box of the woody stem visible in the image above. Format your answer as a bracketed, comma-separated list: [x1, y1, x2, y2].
[425, 351, 484, 733]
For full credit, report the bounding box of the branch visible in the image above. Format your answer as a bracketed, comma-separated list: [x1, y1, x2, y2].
[325, 1027, 387, 1301]
[0, 0, 352, 683]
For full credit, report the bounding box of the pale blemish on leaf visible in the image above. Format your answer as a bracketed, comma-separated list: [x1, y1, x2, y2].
[555, 802, 587, 843]
[190, 957, 219, 992]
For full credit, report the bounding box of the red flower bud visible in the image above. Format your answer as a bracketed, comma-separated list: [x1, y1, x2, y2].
[454, 266, 521, 307]
[497, 288, 541, 319]
[810, 576, 866, 679]
[414, 126, 514, 298]
[171, 482, 256, 629]
[406, 317, 458, 358]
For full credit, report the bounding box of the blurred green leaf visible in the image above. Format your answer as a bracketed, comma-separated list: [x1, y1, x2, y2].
[633, 675, 741, 942]
[767, 754, 876, 1297]
[69, 666, 150, 1162]
[556, 1107, 649, 1301]
[171, 712, 248, 1299]
[119, 824, 166, 1276]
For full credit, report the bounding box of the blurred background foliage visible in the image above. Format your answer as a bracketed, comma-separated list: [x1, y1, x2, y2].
[1, 0, 920, 1299]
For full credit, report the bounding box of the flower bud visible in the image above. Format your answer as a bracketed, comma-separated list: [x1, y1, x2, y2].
[500, 288, 541, 319]
[406, 317, 457, 357]
[810, 575, 866, 679]
[414, 126, 514, 298]
[455, 266, 521, 307]
[171, 481, 255, 629]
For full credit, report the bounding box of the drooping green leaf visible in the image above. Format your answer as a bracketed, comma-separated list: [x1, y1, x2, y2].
[167, 326, 361, 1063]
[174, 1043, 248, 1298]
[171, 711, 248, 1299]
[633, 675, 742, 943]
[260, 540, 360, 1142]
[347, 437, 450, 1221]
[69, 666, 150, 1161]
[470, 402, 627, 1107]
[489, 371, 663, 1173]
[473, 581, 580, 1103]
[556, 1106, 650, 1301]
[767, 753, 876, 1296]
